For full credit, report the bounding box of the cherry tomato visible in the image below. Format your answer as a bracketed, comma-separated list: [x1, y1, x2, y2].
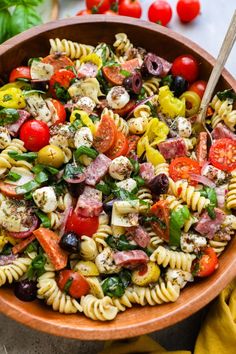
[49, 69, 76, 99]
[19, 120, 50, 152]
[0, 182, 22, 198]
[126, 135, 140, 157]
[177, 0, 201, 23]
[169, 157, 201, 185]
[57, 270, 90, 298]
[209, 138, 236, 172]
[106, 131, 128, 159]
[193, 247, 219, 277]
[50, 99, 67, 125]
[76, 9, 92, 15]
[113, 99, 136, 117]
[150, 200, 170, 242]
[86, 0, 110, 14]
[148, 0, 172, 26]
[66, 211, 99, 237]
[9, 66, 31, 82]
[171, 54, 199, 83]
[42, 55, 74, 72]
[189, 80, 207, 99]
[93, 115, 117, 153]
[118, 0, 142, 19]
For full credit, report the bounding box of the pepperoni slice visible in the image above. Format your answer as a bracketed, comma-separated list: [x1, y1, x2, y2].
[42, 54, 74, 72]
[102, 58, 140, 85]
[93, 115, 117, 153]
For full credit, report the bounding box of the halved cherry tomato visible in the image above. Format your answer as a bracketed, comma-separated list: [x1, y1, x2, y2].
[42, 55, 74, 72]
[49, 69, 76, 98]
[209, 138, 236, 172]
[148, 0, 173, 26]
[119, 0, 142, 18]
[57, 270, 90, 298]
[20, 120, 50, 152]
[0, 182, 22, 198]
[76, 9, 92, 15]
[196, 132, 207, 167]
[169, 157, 201, 185]
[102, 58, 140, 86]
[150, 200, 170, 242]
[33, 228, 68, 271]
[177, 0, 201, 23]
[189, 80, 207, 99]
[193, 247, 219, 277]
[50, 99, 67, 125]
[126, 135, 140, 157]
[114, 99, 136, 117]
[9, 66, 31, 82]
[171, 54, 199, 83]
[106, 131, 128, 159]
[93, 115, 117, 153]
[66, 211, 99, 237]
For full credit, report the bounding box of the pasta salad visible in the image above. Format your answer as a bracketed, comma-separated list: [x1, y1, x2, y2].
[0, 33, 235, 322]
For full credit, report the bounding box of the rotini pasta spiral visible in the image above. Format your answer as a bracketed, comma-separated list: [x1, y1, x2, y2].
[37, 272, 82, 313]
[80, 236, 98, 261]
[0, 139, 32, 173]
[57, 192, 73, 211]
[142, 78, 160, 96]
[171, 180, 210, 214]
[154, 163, 169, 176]
[92, 222, 112, 252]
[0, 257, 31, 287]
[49, 38, 94, 59]
[133, 104, 152, 119]
[47, 211, 63, 230]
[147, 226, 164, 250]
[113, 33, 133, 58]
[209, 238, 228, 256]
[211, 95, 236, 131]
[136, 187, 153, 213]
[226, 170, 236, 209]
[80, 294, 118, 321]
[150, 246, 195, 272]
[101, 108, 129, 136]
[87, 277, 104, 299]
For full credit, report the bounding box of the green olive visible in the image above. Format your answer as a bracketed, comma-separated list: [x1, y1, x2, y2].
[132, 262, 160, 286]
[37, 144, 64, 168]
[180, 91, 201, 117]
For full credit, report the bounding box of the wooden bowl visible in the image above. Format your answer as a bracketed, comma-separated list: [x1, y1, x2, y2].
[0, 16, 235, 340]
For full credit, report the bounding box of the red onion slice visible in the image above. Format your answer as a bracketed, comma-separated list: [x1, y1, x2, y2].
[59, 206, 73, 237]
[9, 216, 39, 239]
[127, 95, 155, 119]
[190, 174, 216, 188]
[215, 186, 227, 208]
[0, 254, 18, 266]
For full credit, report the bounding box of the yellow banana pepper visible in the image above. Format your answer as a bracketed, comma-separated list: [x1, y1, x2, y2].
[80, 53, 102, 70]
[0, 88, 26, 109]
[70, 109, 96, 134]
[159, 85, 185, 118]
[180, 90, 201, 117]
[145, 141, 166, 166]
[0, 81, 30, 91]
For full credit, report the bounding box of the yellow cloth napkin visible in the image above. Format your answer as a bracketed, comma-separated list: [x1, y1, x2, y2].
[99, 279, 236, 354]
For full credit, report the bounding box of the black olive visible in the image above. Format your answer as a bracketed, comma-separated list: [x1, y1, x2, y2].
[14, 280, 37, 302]
[31, 80, 49, 92]
[103, 200, 116, 214]
[59, 232, 80, 253]
[170, 76, 189, 97]
[141, 53, 163, 77]
[123, 71, 142, 94]
[148, 173, 169, 195]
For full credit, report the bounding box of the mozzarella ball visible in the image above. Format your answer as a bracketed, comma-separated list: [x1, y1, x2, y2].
[165, 269, 193, 289]
[76, 96, 96, 112]
[32, 186, 58, 213]
[109, 156, 133, 180]
[177, 117, 192, 138]
[116, 178, 137, 192]
[0, 127, 11, 149]
[74, 127, 93, 149]
[95, 247, 121, 274]
[106, 86, 130, 109]
[180, 232, 207, 253]
[127, 117, 148, 134]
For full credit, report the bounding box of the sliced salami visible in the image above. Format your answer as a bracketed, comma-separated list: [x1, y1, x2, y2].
[113, 250, 149, 267]
[212, 123, 236, 141]
[75, 186, 102, 217]
[139, 163, 155, 183]
[158, 137, 187, 160]
[127, 226, 151, 248]
[85, 154, 111, 186]
[194, 208, 225, 239]
[6, 110, 30, 136]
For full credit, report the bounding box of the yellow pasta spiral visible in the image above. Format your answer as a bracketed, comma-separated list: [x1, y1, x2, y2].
[0, 257, 31, 287]
[211, 95, 236, 131]
[49, 38, 94, 59]
[136, 187, 153, 213]
[80, 294, 118, 321]
[101, 108, 129, 136]
[142, 78, 160, 96]
[226, 170, 236, 209]
[0, 139, 32, 174]
[113, 33, 133, 58]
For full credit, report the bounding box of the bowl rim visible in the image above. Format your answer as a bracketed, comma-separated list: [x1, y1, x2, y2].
[0, 15, 236, 340]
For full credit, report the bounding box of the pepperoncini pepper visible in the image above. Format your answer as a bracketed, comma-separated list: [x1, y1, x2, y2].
[0, 88, 26, 109]
[158, 85, 185, 118]
[70, 109, 96, 134]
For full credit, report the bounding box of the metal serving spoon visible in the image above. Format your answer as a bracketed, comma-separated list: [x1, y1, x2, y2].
[195, 10, 236, 145]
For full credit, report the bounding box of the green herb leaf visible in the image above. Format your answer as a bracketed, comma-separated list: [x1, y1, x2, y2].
[107, 235, 138, 251]
[142, 215, 166, 229]
[217, 89, 236, 102]
[24, 240, 38, 254]
[169, 206, 191, 247]
[54, 82, 70, 102]
[161, 75, 173, 87]
[68, 118, 83, 133]
[8, 151, 38, 162]
[74, 146, 98, 161]
[27, 253, 46, 280]
[35, 210, 51, 228]
[101, 276, 125, 298]
[63, 163, 84, 181]
[3, 94, 12, 102]
[133, 176, 145, 187]
[0, 108, 19, 125]
[34, 171, 48, 184]
[32, 164, 59, 175]
[96, 181, 111, 195]
[200, 187, 218, 219]
[10, 4, 42, 37]
[120, 69, 131, 77]
[129, 158, 139, 176]
[119, 269, 131, 288]
[6, 171, 21, 182]
[0, 243, 12, 256]
[63, 277, 73, 294]
[16, 180, 40, 194]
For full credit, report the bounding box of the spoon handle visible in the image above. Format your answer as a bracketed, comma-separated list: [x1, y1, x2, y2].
[198, 10, 236, 122]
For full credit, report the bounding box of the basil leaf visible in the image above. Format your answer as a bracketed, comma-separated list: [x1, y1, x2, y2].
[217, 89, 236, 102]
[16, 180, 40, 194]
[0, 9, 11, 43]
[63, 163, 84, 180]
[27, 253, 46, 280]
[24, 240, 38, 254]
[6, 171, 21, 182]
[32, 164, 59, 175]
[34, 171, 48, 184]
[10, 5, 42, 37]
[169, 206, 190, 247]
[96, 182, 111, 195]
[107, 235, 138, 251]
[133, 176, 145, 187]
[129, 158, 139, 176]
[206, 205, 216, 220]
[74, 146, 98, 161]
[0, 108, 19, 125]
[63, 277, 73, 294]
[142, 215, 166, 229]
[161, 74, 173, 87]
[53, 82, 70, 102]
[8, 151, 37, 162]
[120, 69, 131, 77]
[0, 243, 12, 256]
[35, 210, 51, 228]
[101, 277, 125, 298]
[119, 269, 131, 288]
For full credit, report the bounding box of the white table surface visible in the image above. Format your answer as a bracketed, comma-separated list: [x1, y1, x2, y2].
[0, 1, 235, 353]
[59, 0, 236, 77]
